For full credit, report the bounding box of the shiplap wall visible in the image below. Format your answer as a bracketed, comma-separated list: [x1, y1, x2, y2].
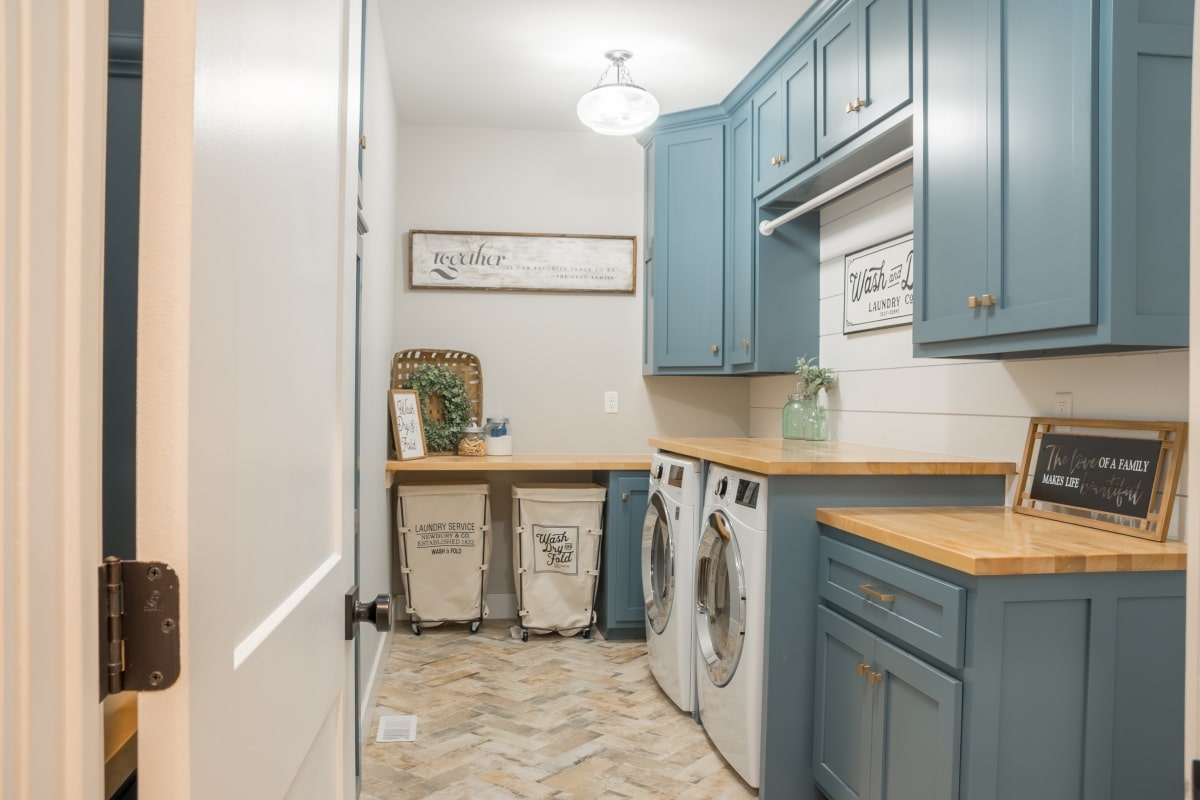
[749, 166, 1190, 539]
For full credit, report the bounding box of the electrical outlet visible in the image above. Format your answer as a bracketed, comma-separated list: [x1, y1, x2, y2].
[604, 391, 619, 414]
[1054, 392, 1073, 417]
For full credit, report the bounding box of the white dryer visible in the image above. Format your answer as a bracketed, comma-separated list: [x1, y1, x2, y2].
[641, 452, 701, 713]
[695, 464, 768, 789]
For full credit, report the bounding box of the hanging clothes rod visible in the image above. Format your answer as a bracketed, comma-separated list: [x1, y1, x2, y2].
[758, 145, 914, 236]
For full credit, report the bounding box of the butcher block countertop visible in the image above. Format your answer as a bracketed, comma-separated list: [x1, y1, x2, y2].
[815, 505, 1187, 575]
[649, 437, 1016, 476]
[385, 454, 651, 472]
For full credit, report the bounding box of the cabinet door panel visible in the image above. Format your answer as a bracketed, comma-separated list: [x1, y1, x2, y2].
[728, 108, 755, 366]
[873, 638, 961, 800]
[652, 126, 725, 368]
[912, 0, 989, 343]
[987, 0, 1095, 336]
[783, 40, 818, 175]
[753, 76, 785, 197]
[814, 607, 874, 800]
[817, 3, 861, 155]
[859, 0, 912, 130]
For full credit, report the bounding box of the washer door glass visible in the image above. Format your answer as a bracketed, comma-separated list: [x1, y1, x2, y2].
[694, 510, 745, 687]
[641, 492, 674, 635]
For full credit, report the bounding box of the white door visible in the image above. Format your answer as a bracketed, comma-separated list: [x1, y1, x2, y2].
[134, 0, 363, 797]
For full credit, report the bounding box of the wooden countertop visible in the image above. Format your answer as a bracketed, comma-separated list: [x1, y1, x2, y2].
[815, 506, 1187, 575]
[385, 454, 652, 472]
[650, 437, 1016, 476]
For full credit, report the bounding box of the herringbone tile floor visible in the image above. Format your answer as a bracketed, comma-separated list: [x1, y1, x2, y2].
[361, 619, 757, 799]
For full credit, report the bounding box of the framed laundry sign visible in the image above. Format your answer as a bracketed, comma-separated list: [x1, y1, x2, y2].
[1013, 417, 1187, 541]
[843, 233, 914, 333]
[409, 230, 636, 293]
[389, 389, 427, 461]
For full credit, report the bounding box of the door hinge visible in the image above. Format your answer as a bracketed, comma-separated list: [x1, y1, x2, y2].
[99, 557, 181, 699]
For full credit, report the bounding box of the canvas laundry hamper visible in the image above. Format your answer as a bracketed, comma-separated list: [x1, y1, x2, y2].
[511, 483, 607, 640]
[395, 482, 491, 635]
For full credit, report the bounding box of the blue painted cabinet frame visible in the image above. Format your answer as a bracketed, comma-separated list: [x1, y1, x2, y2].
[816, 530, 1186, 800]
[753, 39, 818, 197]
[814, 606, 962, 800]
[645, 123, 726, 372]
[817, 0, 912, 157]
[594, 471, 650, 640]
[913, 0, 1193, 357]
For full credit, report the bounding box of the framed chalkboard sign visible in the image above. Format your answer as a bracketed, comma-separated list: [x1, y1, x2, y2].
[389, 389, 427, 461]
[1014, 418, 1187, 541]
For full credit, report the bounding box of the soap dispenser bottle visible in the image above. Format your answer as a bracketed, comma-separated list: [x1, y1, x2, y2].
[782, 384, 806, 440]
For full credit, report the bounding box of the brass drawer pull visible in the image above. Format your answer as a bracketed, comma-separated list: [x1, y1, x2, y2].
[859, 583, 895, 604]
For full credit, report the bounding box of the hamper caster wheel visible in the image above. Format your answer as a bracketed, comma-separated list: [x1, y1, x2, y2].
[521, 629, 529, 642]
[469, 620, 481, 634]
[582, 627, 592, 640]
[411, 622, 422, 636]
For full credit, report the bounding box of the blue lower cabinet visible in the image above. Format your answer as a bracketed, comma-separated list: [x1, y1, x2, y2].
[816, 532, 1186, 800]
[814, 606, 961, 800]
[595, 471, 649, 640]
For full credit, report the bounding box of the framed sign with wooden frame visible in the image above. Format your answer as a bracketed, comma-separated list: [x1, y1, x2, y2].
[408, 230, 636, 294]
[1013, 417, 1187, 541]
[389, 389, 427, 461]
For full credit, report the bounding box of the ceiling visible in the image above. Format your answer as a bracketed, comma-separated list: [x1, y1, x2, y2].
[376, 1, 816, 133]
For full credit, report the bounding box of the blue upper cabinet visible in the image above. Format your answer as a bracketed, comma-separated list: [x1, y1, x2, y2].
[913, 0, 1193, 358]
[646, 123, 726, 371]
[817, 0, 912, 157]
[753, 40, 818, 197]
[728, 105, 756, 368]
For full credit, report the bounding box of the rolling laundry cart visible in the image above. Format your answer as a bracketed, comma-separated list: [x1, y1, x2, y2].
[395, 482, 491, 635]
[511, 483, 607, 641]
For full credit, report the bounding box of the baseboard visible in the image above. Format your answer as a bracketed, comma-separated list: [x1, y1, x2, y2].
[358, 625, 392, 743]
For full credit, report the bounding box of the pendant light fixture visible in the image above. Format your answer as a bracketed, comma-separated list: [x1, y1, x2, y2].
[576, 50, 660, 136]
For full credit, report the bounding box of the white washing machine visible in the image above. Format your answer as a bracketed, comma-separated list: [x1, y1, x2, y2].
[641, 451, 701, 713]
[695, 464, 768, 789]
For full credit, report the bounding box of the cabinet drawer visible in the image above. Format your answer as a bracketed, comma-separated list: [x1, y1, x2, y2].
[818, 536, 965, 668]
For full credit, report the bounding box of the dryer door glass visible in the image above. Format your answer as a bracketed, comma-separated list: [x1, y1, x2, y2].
[642, 492, 674, 634]
[694, 511, 746, 688]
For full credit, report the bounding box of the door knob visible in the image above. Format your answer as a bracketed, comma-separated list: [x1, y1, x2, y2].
[345, 586, 392, 640]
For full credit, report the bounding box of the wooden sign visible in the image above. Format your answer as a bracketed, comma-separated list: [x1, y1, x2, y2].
[843, 233, 914, 333]
[389, 389, 426, 461]
[408, 230, 636, 294]
[1014, 418, 1187, 541]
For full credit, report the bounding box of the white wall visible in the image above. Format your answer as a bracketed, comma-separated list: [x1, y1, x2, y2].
[357, 0, 400, 736]
[391, 124, 750, 453]
[391, 124, 750, 611]
[750, 166, 1190, 539]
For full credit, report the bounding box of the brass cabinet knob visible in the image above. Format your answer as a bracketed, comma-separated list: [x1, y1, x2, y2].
[868, 671, 883, 685]
[968, 295, 979, 308]
[856, 661, 870, 676]
[981, 293, 996, 307]
[711, 344, 719, 354]
[741, 338, 750, 348]
[846, 101, 856, 114]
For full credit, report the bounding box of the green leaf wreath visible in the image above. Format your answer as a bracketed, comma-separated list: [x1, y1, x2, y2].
[404, 364, 472, 453]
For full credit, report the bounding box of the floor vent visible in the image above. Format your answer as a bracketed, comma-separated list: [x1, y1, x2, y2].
[375, 714, 418, 743]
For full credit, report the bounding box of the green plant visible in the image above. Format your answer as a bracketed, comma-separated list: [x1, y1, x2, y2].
[404, 364, 472, 452]
[795, 355, 836, 399]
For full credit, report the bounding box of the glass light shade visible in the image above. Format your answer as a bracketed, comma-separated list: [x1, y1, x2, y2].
[576, 83, 660, 136]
